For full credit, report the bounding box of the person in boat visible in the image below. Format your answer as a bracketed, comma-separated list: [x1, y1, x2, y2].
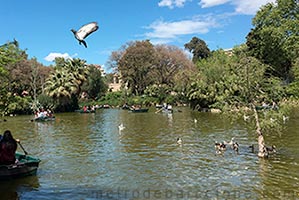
[37, 109, 45, 118]
[83, 105, 87, 112]
[34, 111, 39, 118]
[0, 130, 18, 165]
[47, 109, 53, 117]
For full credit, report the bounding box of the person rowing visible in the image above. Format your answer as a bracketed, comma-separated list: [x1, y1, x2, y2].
[0, 130, 18, 165]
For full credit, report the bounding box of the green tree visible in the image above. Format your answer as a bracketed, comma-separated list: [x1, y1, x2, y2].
[153, 44, 194, 86]
[118, 40, 156, 95]
[0, 40, 31, 115]
[184, 37, 210, 63]
[186, 48, 283, 110]
[45, 67, 77, 105]
[286, 58, 299, 97]
[144, 44, 195, 103]
[81, 65, 108, 100]
[246, 0, 299, 81]
[45, 58, 88, 111]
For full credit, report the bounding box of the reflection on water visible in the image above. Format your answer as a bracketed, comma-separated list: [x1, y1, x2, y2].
[0, 107, 299, 199]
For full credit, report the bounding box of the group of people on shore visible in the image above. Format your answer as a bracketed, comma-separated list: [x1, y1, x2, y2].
[0, 130, 18, 165]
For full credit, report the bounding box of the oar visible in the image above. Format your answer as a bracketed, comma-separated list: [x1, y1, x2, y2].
[155, 108, 163, 114]
[16, 140, 28, 155]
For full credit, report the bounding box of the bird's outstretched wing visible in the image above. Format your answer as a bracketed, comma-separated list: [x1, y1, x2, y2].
[76, 22, 99, 40]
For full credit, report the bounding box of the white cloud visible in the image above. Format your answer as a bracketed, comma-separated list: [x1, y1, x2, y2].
[198, 0, 276, 15]
[158, 0, 189, 9]
[158, 0, 172, 8]
[144, 17, 217, 42]
[44, 52, 73, 62]
[233, 0, 276, 15]
[175, 0, 188, 7]
[149, 38, 173, 45]
[158, 0, 276, 15]
[199, 0, 230, 8]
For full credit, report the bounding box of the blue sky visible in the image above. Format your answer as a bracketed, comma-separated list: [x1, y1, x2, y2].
[1, 0, 275, 71]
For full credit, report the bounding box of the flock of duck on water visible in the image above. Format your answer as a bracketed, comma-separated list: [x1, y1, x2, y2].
[176, 137, 277, 156]
[117, 110, 282, 157]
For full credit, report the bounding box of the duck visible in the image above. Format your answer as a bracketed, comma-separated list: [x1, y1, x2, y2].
[224, 137, 235, 146]
[215, 142, 226, 156]
[177, 137, 182, 145]
[265, 145, 276, 154]
[249, 144, 255, 153]
[232, 142, 239, 152]
[215, 141, 221, 151]
[215, 141, 226, 151]
[243, 114, 250, 121]
[220, 142, 227, 151]
[282, 115, 289, 123]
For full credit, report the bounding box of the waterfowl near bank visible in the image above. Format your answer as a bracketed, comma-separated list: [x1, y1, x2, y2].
[265, 145, 277, 154]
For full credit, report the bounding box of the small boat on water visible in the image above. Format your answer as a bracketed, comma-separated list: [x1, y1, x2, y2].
[0, 152, 41, 180]
[75, 109, 96, 113]
[33, 116, 55, 122]
[130, 108, 149, 113]
[155, 104, 173, 114]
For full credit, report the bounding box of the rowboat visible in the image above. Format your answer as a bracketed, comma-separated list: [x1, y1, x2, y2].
[0, 152, 41, 180]
[75, 109, 96, 113]
[33, 116, 55, 122]
[130, 108, 149, 113]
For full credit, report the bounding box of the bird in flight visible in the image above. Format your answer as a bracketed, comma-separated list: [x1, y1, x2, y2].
[71, 22, 99, 48]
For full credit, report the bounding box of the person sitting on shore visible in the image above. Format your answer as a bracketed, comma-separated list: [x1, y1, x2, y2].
[0, 130, 18, 165]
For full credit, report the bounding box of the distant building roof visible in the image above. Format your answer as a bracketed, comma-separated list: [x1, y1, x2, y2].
[224, 48, 233, 56]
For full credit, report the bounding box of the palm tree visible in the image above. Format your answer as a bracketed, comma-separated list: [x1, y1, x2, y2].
[45, 58, 90, 111]
[65, 58, 89, 95]
[45, 68, 78, 105]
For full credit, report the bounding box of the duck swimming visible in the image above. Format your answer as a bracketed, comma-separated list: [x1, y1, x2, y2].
[177, 137, 182, 145]
[215, 142, 221, 150]
[224, 137, 234, 146]
[220, 143, 226, 151]
[283, 115, 289, 123]
[243, 114, 250, 121]
[266, 145, 276, 153]
[215, 141, 226, 151]
[232, 142, 239, 153]
[249, 144, 255, 153]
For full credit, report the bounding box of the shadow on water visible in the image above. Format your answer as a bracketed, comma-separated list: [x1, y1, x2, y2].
[0, 176, 40, 200]
[0, 107, 298, 199]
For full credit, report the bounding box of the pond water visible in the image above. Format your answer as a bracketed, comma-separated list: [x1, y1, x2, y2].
[0, 107, 298, 199]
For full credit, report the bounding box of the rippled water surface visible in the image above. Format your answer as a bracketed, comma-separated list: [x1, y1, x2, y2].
[0, 107, 299, 199]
